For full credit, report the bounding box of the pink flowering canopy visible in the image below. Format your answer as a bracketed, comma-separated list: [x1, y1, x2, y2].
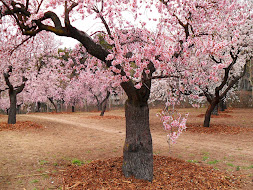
[0, 0, 252, 140]
[0, 20, 62, 110]
[62, 44, 122, 107]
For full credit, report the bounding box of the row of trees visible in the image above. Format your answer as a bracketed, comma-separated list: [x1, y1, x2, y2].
[0, 0, 252, 182]
[0, 33, 120, 121]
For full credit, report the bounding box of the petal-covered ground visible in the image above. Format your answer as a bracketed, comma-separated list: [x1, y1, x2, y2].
[61, 156, 241, 190]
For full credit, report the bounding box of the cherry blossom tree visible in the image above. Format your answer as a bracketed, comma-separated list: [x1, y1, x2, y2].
[62, 44, 121, 115]
[0, 21, 60, 123]
[0, 22, 35, 123]
[160, 0, 253, 127]
[0, 0, 251, 181]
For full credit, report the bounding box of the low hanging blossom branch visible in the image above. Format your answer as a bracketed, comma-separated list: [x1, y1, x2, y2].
[158, 110, 188, 144]
[157, 95, 189, 145]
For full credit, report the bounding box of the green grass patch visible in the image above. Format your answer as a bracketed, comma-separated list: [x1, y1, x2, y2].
[187, 160, 198, 163]
[202, 156, 209, 161]
[30, 179, 39, 183]
[207, 160, 219, 165]
[227, 163, 234, 167]
[71, 159, 84, 166]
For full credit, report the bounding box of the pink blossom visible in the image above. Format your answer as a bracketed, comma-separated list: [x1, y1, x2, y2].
[134, 83, 142, 89]
[106, 54, 114, 61]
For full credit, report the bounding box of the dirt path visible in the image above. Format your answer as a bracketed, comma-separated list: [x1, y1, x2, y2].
[24, 114, 253, 160]
[24, 114, 126, 134]
[0, 108, 253, 189]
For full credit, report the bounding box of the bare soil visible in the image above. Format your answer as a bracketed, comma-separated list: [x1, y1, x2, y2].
[0, 108, 252, 189]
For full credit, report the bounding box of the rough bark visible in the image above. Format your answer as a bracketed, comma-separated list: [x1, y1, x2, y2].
[122, 100, 153, 181]
[204, 99, 219, 127]
[8, 91, 17, 124]
[211, 105, 218, 115]
[72, 106, 75, 112]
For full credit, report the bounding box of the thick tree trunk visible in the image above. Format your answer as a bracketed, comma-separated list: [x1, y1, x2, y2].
[204, 100, 219, 127]
[211, 105, 218, 115]
[122, 100, 153, 181]
[72, 106, 75, 112]
[8, 92, 17, 124]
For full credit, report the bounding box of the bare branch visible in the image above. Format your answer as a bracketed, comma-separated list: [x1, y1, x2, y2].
[36, 0, 44, 14]
[210, 55, 222, 64]
[64, 0, 78, 27]
[26, 0, 29, 10]
[92, 5, 113, 39]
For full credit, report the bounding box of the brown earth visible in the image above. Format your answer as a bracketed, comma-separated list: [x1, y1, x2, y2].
[0, 108, 252, 189]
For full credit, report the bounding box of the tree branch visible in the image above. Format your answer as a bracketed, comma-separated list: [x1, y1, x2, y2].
[64, 0, 78, 28]
[36, 0, 44, 14]
[16, 76, 28, 94]
[10, 36, 34, 55]
[92, 5, 113, 40]
[220, 64, 247, 98]
[215, 50, 239, 95]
